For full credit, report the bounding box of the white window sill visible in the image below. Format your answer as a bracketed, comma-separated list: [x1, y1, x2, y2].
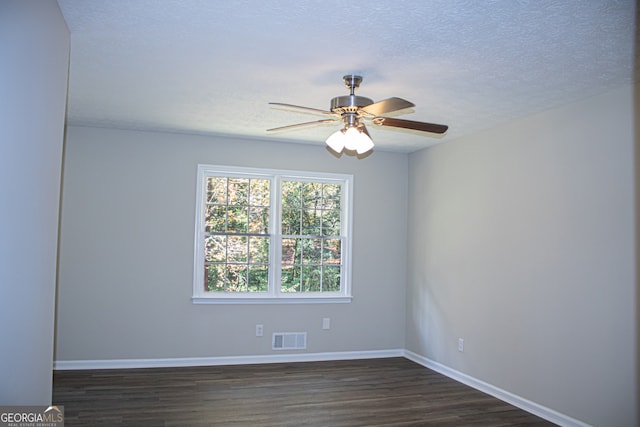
[192, 296, 352, 304]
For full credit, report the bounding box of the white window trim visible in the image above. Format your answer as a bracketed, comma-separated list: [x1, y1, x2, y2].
[192, 164, 353, 304]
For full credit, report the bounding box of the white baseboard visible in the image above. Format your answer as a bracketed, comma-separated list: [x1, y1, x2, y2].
[403, 350, 591, 427]
[53, 349, 404, 371]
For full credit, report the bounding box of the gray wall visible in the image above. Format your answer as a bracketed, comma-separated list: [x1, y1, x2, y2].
[0, 1, 69, 404]
[55, 127, 408, 361]
[406, 85, 637, 426]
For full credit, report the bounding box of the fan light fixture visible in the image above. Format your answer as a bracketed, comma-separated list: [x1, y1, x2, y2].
[325, 126, 374, 154]
[268, 74, 449, 157]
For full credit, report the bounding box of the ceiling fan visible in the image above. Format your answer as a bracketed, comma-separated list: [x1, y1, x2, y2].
[267, 75, 448, 154]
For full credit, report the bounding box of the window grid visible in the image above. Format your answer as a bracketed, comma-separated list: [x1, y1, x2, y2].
[203, 176, 271, 293]
[194, 165, 352, 303]
[280, 179, 343, 294]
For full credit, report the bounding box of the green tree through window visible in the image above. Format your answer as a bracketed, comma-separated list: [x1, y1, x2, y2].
[281, 181, 342, 293]
[204, 177, 270, 292]
[194, 165, 352, 303]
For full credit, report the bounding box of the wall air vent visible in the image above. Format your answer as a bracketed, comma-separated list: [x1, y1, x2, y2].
[272, 332, 307, 350]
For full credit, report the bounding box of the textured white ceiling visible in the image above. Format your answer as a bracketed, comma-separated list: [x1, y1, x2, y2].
[57, 0, 637, 153]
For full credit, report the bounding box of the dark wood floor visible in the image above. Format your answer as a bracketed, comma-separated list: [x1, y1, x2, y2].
[53, 357, 555, 426]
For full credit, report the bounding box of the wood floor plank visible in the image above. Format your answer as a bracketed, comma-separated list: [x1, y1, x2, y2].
[53, 357, 556, 426]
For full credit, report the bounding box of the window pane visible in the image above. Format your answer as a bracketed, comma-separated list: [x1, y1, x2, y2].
[206, 177, 227, 204]
[302, 266, 321, 291]
[282, 208, 301, 235]
[205, 264, 226, 292]
[225, 264, 247, 292]
[282, 181, 302, 208]
[301, 209, 321, 235]
[248, 206, 269, 234]
[322, 239, 341, 265]
[204, 235, 226, 262]
[322, 266, 341, 291]
[281, 238, 300, 265]
[228, 178, 249, 206]
[227, 206, 248, 233]
[249, 179, 270, 206]
[321, 184, 341, 209]
[227, 236, 248, 262]
[321, 209, 341, 236]
[303, 182, 322, 208]
[249, 236, 269, 264]
[248, 267, 269, 292]
[281, 265, 300, 292]
[301, 238, 322, 264]
[205, 205, 227, 232]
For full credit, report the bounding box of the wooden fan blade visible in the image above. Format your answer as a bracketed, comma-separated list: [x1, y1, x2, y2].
[372, 117, 448, 134]
[267, 119, 338, 132]
[269, 102, 336, 116]
[360, 97, 415, 116]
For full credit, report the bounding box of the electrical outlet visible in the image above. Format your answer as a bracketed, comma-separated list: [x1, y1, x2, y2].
[458, 338, 464, 352]
[256, 324, 264, 337]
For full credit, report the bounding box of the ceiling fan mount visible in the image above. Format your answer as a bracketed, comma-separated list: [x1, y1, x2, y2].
[268, 74, 448, 154]
[343, 74, 363, 91]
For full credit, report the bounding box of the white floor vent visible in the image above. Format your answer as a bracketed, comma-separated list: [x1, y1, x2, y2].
[272, 332, 307, 350]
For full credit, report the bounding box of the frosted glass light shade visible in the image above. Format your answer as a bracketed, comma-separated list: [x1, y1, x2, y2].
[325, 130, 346, 152]
[343, 127, 360, 151]
[356, 132, 374, 154]
[325, 127, 375, 154]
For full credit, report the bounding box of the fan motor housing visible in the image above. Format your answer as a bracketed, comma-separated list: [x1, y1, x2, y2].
[330, 95, 374, 114]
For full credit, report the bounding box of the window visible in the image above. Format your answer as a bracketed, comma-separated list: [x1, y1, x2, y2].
[193, 165, 353, 303]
